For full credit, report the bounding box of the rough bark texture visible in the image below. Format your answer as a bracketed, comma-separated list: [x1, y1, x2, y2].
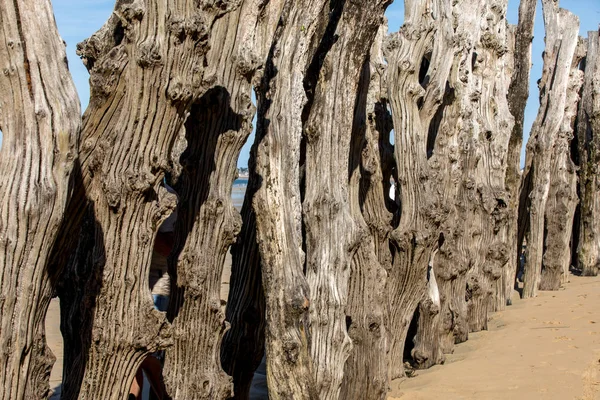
[576, 30, 600, 277]
[493, 25, 517, 312]
[221, 165, 265, 400]
[163, 1, 284, 398]
[519, 2, 580, 299]
[251, 1, 328, 397]
[340, 25, 393, 400]
[417, 0, 488, 358]
[385, 0, 454, 379]
[302, 1, 389, 398]
[501, 0, 536, 308]
[56, 1, 239, 398]
[0, 0, 80, 398]
[540, 40, 585, 290]
[411, 255, 444, 369]
[465, 0, 514, 332]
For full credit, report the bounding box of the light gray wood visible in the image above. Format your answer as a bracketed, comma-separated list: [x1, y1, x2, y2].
[576, 30, 600, 277]
[0, 0, 80, 398]
[56, 1, 239, 398]
[341, 25, 393, 400]
[519, 2, 581, 299]
[162, 1, 285, 398]
[302, 1, 389, 398]
[540, 40, 586, 290]
[251, 1, 326, 397]
[502, 0, 537, 308]
[385, 0, 454, 379]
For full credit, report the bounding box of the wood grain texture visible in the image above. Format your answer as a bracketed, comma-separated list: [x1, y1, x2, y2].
[501, 0, 536, 308]
[519, 1, 580, 299]
[385, 0, 454, 379]
[540, 39, 585, 290]
[0, 0, 80, 398]
[576, 30, 600, 277]
[341, 25, 393, 400]
[56, 1, 240, 398]
[302, 1, 389, 398]
[163, 1, 285, 398]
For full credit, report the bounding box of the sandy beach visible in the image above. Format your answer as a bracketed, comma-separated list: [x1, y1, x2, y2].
[388, 275, 600, 400]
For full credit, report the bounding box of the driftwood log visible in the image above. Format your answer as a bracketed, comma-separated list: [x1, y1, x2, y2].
[0, 0, 80, 398]
[576, 30, 600, 277]
[519, 1, 580, 299]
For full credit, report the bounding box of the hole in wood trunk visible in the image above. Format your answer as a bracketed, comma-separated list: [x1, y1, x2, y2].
[113, 20, 125, 46]
[570, 203, 581, 273]
[149, 183, 178, 313]
[427, 83, 454, 159]
[418, 54, 431, 90]
[403, 307, 420, 362]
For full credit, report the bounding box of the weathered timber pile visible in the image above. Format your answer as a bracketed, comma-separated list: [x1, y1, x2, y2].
[0, 0, 598, 399]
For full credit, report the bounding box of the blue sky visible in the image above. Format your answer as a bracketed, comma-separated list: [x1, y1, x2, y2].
[1, 0, 598, 167]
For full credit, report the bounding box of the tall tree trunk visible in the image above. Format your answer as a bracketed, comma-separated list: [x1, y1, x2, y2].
[501, 0, 536, 308]
[56, 2, 238, 398]
[519, 2, 581, 299]
[540, 40, 585, 290]
[493, 25, 517, 312]
[465, 0, 514, 332]
[415, 0, 486, 358]
[576, 30, 600, 277]
[251, 1, 332, 397]
[341, 25, 393, 400]
[0, 0, 80, 398]
[163, 1, 285, 398]
[386, 0, 454, 379]
[302, 0, 389, 397]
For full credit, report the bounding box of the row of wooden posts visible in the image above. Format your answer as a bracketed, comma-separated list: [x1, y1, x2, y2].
[0, 0, 598, 399]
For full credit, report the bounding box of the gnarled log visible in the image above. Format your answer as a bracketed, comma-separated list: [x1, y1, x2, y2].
[0, 0, 80, 398]
[385, 0, 454, 379]
[341, 24, 393, 400]
[519, 2, 581, 299]
[576, 30, 600, 277]
[57, 1, 240, 398]
[163, 1, 285, 398]
[540, 40, 585, 290]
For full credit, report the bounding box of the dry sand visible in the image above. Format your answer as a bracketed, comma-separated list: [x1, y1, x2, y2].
[388, 275, 600, 400]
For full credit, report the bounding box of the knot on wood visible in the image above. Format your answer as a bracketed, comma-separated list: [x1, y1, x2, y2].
[235, 51, 261, 80]
[480, 32, 506, 56]
[101, 179, 122, 209]
[168, 13, 209, 44]
[137, 41, 163, 68]
[153, 183, 178, 224]
[167, 78, 194, 105]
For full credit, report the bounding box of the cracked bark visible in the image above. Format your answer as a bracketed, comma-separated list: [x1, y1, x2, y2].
[540, 40, 585, 290]
[55, 1, 240, 398]
[519, 1, 580, 299]
[341, 25, 392, 400]
[162, 1, 285, 398]
[302, 1, 390, 398]
[0, 0, 80, 398]
[576, 29, 600, 277]
[500, 0, 536, 308]
[385, 0, 454, 379]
